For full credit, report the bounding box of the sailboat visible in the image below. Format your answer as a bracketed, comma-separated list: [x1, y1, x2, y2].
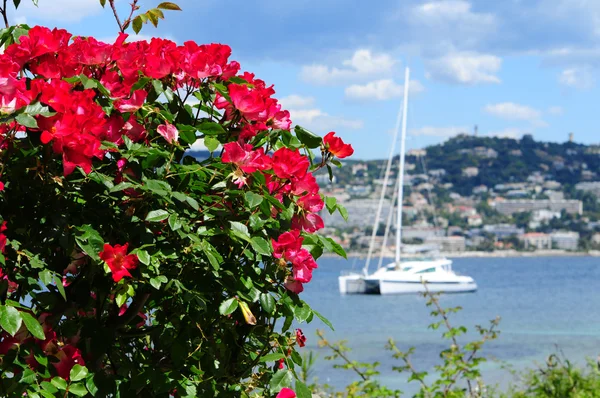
[338, 67, 477, 295]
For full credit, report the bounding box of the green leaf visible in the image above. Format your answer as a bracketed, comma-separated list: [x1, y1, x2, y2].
[152, 79, 164, 96]
[259, 293, 275, 314]
[145, 209, 169, 222]
[269, 369, 293, 392]
[68, 382, 88, 397]
[244, 192, 263, 208]
[250, 237, 271, 256]
[204, 136, 219, 152]
[74, 225, 104, 262]
[21, 311, 45, 339]
[295, 381, 312, 398]
[229, 221, 250, 242]
[70, 364, 88, 382]
[294, 303, 312, 323]
[179, 125, 197, 144]
[85, 375, 98, 396]
[13, 0, 22, 9]
[19, 368, 36, 384]
[51, 377, 68, 391]
[109, 182, 135, 193]
[168, 214, 182, 231]
[149, 277, 162, 290]
[40, 381, 57, 393]
[259, 352, 285, 363]
[146, 9, 160, 27]
[325, 196, 337, 214]
[319, 236, 347, 259]
[115, 292, 127, 308]
[24, 102, 55, 117]
[135, 250, 150, 266]
[0, 305, 22, 336]
[219, 298, 238, 315]
[15, 113, 38, 128]
[197, 121, 226, 136]
[294, 125, 322, 149]
[157, 1, 182, 10]
[99, 0, 106, 7]
[313, 309, 334, 331]
[54, 275, 66, 301]
[337, 204, 349, 221]
[132, 15, 144, 34]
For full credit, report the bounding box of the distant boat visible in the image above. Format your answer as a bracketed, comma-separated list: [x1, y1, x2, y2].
[338, 67, 477, 295]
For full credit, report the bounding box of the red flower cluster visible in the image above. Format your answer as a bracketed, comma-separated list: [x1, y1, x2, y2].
[0, 26, 240, 176]
[272, 231, 318, 293]
[215, 72, 291, 132]
[0, 315, 84, 380]
[99, 243, 139, 282]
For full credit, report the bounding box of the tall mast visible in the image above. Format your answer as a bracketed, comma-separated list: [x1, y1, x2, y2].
[395, 67, 410, 265]
[362, 77, 405, 275]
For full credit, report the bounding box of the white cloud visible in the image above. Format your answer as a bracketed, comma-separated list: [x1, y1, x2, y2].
[14, 0, 101, 22]
[425, 52, 501, 84]
[344, 79, 425, 101]
[409, 126, 469, 138]
[412, 0, 496, 28]
[558, 67, 595, 89]
[407, 1, 497, 51]
[278, 95, 315, 109]
[289, 108, 363, 131]
[301, 49, 396, 85]
[484, 102, 543, 123]
[547, 106, 564, 116]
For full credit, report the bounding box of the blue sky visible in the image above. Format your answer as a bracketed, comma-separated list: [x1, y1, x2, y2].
[9, 0, 600, 159]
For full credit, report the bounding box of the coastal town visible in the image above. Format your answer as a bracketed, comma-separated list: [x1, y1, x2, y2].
[318, 133, 600, 256]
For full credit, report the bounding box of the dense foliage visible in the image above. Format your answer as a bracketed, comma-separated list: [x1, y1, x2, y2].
[0, 1, 353, 396]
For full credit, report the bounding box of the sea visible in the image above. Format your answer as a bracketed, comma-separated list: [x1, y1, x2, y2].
[299, 256, 600, 394]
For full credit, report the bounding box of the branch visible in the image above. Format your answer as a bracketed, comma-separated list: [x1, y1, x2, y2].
[122, 0, 139, 31]
[316, 329, 368, 381]
[1, 0, 9, 28]
[108, 0, 124, 33]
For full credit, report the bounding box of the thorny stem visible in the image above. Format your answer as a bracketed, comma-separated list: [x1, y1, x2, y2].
[422, 284, 473, 394]
[316, 329, 368, 381]
[0, 0, 8, 28]
[388, 340, 430, 394]
[108, 0, 124, 33]
[123, 0, 139, 30]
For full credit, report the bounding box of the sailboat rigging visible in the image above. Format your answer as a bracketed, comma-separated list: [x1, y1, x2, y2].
[338, 67, 478, 295]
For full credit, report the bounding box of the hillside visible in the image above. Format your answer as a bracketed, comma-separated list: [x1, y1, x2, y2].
[415, 134, 600, 195]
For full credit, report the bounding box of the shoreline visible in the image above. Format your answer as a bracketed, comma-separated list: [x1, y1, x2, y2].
[334, 249, 600, 259]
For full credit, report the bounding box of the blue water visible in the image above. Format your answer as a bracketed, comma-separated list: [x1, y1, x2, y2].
[299, 256, 600, 393]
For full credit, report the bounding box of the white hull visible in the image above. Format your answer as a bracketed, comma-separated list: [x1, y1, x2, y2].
[379, 279, 477, 295]
[338, 274, 380, 294]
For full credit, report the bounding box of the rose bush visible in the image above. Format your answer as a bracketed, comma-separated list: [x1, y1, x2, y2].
[0, 1, 353, 396]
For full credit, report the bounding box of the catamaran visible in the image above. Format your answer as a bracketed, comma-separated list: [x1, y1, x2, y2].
[338, 67, 477, 295]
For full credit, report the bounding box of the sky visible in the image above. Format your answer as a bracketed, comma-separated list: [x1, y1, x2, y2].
[8, 0, 600, 159]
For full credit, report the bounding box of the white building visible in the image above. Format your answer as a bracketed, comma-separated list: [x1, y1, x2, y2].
[425, 236, 466, 252]
[519, 233, 551, 250]
[494, 200, 582, 216]
[462, 167, 479, 177]
[550, 231, 580, 251]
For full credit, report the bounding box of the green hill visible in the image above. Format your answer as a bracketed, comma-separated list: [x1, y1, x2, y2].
[410, 134, 600, 195]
